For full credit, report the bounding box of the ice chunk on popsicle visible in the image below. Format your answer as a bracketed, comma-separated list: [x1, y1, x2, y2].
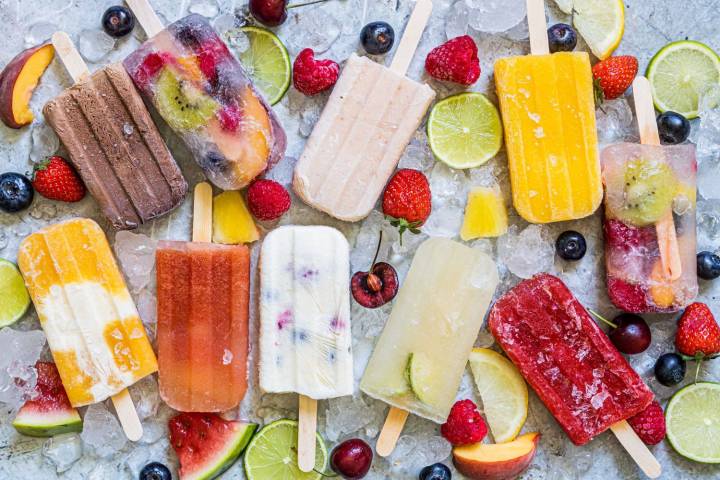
[361, 238, 498, 423]
[602, 144, 698, 312]
[259, 225, 352, 398]
[43, 56, 187, 230]
[494, 49, 601, 223]
[156, 241, 249, 412]
[123, 14, 286, 190]
[488, 274, 654, 446]
[17, 218, 158, 407]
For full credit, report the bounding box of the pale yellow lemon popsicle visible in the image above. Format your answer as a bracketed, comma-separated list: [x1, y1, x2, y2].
[18, 218, 157, 406]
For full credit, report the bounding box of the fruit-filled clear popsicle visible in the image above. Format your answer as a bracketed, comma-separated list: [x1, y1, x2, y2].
[44, 32, 187, 230]
[17, 218, 157, 440]
[259, 225, 352, 470]
[156, 182, 250, 413]
[293, 0, 435, 222]
[493, 0, 602, 223]
[361, 237, 498, 455]
[489, 274, 660, 477]
[602, 76, 698, 313]
[123, 7, 286, 190]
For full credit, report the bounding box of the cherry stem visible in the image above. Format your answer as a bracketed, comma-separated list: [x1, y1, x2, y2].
[287, 0, 330, 9]
[369, 231, 383, 271]
[588, 309, 618, 329]
[695, 353, 703, 383]
[313, 469, 338, 478]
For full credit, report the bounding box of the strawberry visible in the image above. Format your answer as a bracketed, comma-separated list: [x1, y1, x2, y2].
[441, 399, 488, 446]
[607, 276, 651, 313]
[292, 49, 339, 96]
[382, 168, 431, 241]
[675, 303, 720, 358]
[31, 156, 85, 203]
[425, 35, 480, 85]
[135, 52, 174, 88]
[603, 219, 658, 252]
[592, 55, 638, 103]
[627, 401, 666, 446]
[246, 179, 291, 221]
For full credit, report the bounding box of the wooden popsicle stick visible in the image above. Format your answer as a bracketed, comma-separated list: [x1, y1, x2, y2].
[51, 32, 90, 83]
[389, 0, 433, 76]
[192, 182, 213, 243]
[376, 407, 409, 457]
[526, 0, 550, 55]
[111, 389, 143, 441]
[610, 421, 662, 479]
[298, 395, 318, 472]
[632, 76, 682, 281]
[125, 0, 165, 37]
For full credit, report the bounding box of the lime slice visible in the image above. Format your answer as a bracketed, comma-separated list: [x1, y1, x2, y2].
[244, 419, 328, 479]
[229, 27, 291, 106]
[427, 93, 503, 170]
[666, 382, 720, 463]
[468, 348, 528, 443]
[570, 0, 625, 60]
[0, 259, 30, 327]
[406, 352, 445, 409]
[647, 40, 720, 119]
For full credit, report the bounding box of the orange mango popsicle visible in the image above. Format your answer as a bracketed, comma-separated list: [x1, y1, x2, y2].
[156, 241, 250, 412]
[17, 218, 157, 406]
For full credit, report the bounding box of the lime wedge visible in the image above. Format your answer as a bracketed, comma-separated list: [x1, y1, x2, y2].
[647, 40, 720, 119]
[228, 27, 291, 106]
[427, 92, 502, 170]
[570, 0, 625, 60]
[666, 382, 720, 463]
[244, 419, 328, 479]
[406, 352, 444, 409]
[0, 259, 30, 327]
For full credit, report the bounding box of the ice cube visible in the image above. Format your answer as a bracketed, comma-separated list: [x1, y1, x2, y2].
[498, 224, 555, 279]
[265, 156, 297, 187]
[398, 141, 434, 172]
[113, 231, 158, 293]
[299, 104, 321, 138]
[213, 13, 237, 35]
[77, 29, 116, 63]
[698, 159, 720, 200]
[595, 98, 636, 145]
[285, 9, 340, 55]
[188, 0, 219, 18]
[423, 202, 463, 238]
[0, 328, 45, 409]
[80, 403, 128, 458]
[24, 21, 57, 47]
[467, 0, 527, 33]
[129, 375, 160, 421]
[445, 1, 470, 39]
[136, 290, 157, 341]
[29, 122, 59, 164]
[693, 84, 720, 164]
[225, 29, 250, 55]
[323, 395, 383, 442]
[42, 433, 83, 473]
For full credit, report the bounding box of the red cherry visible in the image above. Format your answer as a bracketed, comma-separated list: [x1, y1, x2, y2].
[330, 439, 372, 479]
[249, 0, 288, 26]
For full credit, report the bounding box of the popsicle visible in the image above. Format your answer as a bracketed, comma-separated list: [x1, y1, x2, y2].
[259, 225, 352, 471]
[43, 32, 187, 230]
[123, 0, 286, 190]
[488, 274, 660, 478]
[360, 238, 498, 456]
[602, 77, 698, 313]
[17, 218, 157, 441]
[493, 0, 602, 223]
[292, 0, 436, 222]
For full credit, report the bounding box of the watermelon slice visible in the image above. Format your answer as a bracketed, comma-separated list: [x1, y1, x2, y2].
[12, 362, 82, 437]
[169, 412, 257, 480]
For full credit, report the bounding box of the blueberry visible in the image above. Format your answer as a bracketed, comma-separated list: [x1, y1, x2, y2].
[139, 462, 171, 480]
[360, 21, 395, 55]
[657, 111, 690, 144]
[0, 172, 33, 213]
[555, 230, 586, 261]
[419, 463, 451, 480]
[697, 251, 720, 280]
[654, 353, 686, 387]
[547, 23, 577, 53]
[102, 6, 135, 38]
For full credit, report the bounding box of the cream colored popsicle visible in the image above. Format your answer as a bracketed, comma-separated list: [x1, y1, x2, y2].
[293, 0, 435, 222]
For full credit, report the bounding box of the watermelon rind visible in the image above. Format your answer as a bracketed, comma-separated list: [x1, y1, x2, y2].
[182, 422, 258, 480]
[12, 408, 82, 437]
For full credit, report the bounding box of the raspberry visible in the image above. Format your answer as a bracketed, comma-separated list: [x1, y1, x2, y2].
[603, 219, 657, 251]
[246, 179, 291, 221]
[441, 399, 487, 446]
[424, 36, 480, 85]
[627, 401, 666, 445]
[607, 276, 651, 313]
[292, 48, 339, 96]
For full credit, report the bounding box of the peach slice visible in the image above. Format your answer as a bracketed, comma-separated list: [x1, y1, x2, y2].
[0, 43, 55, 129]
[453, 432, 540, 480]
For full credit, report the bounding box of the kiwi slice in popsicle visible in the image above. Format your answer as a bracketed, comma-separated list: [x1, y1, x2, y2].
[155, 68, 218, 131]
[618, 156, 677, 227]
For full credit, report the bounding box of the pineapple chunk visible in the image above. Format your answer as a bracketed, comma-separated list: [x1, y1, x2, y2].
[213, 191, 259, 244]
[460, 186, 508, 240]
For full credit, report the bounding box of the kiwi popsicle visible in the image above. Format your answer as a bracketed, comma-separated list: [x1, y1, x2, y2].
[123, 14, 286, 190]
